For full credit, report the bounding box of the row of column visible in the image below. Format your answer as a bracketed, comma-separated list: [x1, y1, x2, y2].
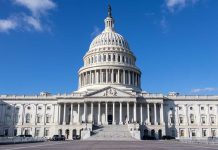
[85, 53, 135, 66]
[59, 102, 164, 125]
[79, 69, 141, 88]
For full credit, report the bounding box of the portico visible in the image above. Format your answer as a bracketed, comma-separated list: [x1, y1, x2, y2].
[57, 92, 165, 127]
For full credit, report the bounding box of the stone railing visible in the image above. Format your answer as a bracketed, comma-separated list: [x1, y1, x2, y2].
[0, 137, 46, 144]
[127, 123, 141, 140]
[167, 95, 218, 100]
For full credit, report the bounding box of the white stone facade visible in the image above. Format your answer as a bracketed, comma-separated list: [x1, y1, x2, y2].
[0, 6, 218, 140]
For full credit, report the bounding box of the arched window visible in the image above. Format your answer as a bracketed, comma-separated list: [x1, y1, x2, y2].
[26, 113, 31, 123]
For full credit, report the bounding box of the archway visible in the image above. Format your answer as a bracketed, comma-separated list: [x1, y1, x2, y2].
[151, 129, 155, 138]
[144, 129, 149, 136]
[158, 129, 162, 139]
[108, 114, 113, 125]
[72, 129, 77, 139]
[65, 129, 69, 139]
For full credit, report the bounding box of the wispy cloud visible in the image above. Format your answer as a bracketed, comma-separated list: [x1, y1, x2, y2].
[91, 26, 101, 38]
[160, 16, 169, 33]
[14, 0, 56, 17]
[0, 0, 56, 33]
[165, 0, 199, 12]
[157, 0, 201, 33]
[191, 87, 218, 93]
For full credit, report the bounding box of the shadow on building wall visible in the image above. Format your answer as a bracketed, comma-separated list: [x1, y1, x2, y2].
[0, 100, 18, 137]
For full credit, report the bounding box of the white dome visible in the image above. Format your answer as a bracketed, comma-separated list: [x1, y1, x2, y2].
[89, 31, 130, 50]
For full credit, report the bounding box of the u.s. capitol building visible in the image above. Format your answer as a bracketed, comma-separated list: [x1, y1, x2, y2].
[0, 5, 218, 140]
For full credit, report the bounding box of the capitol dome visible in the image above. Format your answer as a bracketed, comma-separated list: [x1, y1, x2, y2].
[78, 5, 141, 92]
[89, 30, 130, 50]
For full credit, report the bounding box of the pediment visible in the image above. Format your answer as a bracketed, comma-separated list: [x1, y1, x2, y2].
[85, 87, 135, 98]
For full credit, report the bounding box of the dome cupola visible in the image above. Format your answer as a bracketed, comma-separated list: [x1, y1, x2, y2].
[78, 5, 141, 92]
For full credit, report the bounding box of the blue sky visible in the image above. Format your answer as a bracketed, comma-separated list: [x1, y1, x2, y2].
[0, 0, 218, 95]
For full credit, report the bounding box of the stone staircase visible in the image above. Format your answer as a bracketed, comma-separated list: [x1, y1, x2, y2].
[86, 125, 137, 141]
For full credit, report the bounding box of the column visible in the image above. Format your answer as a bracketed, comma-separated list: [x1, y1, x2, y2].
[216, 104, 218, 126]
[106, 69, 108, 83]
[70, 103, 73, 125]
[63, 103, 66, 125]
[84, 102, 87, 123]
[135, 73, 138, 86]
[22, 104, 25, 125]
[198, 104, 201, 125]
[105, 102, 108, 124]
[140, 103, 143, 125]
[119, 102, 122, 124]
[134, 102, 136, 122]
[132, 72, 135, 85]
[147, 103, 150, 125]
[123, 70, 125, 84]
[127, 102, 129, 123]
[12, 104, 15, 126]
[160, 103, 165, 125]
[53, 104, 55, 123]
[77, 103, 80, 124]
[113, 102, 115, 124]
[118, 69, 120, 83]
[86, 72, 88, 85]
[95, 70, 97, 84]
[100, 69, 102, 83]
[112, 69, 114, 83]
[175, 105, 179, 125]
[98, 102, 101, 125]
[207, 104, 210, 125]
[58, 104, 61, 125]
[128, 71, 131, 85]
[35, 104, 38, 125]
[91, 102, 93, 124]
[154, 103, 157, 125]
[78, 75, 81, 88]
[185, 104, 189, 125]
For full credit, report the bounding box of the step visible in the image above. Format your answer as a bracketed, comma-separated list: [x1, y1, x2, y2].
[85, 125, 136, 141]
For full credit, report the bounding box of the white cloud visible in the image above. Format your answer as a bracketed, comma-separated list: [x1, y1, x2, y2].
[191, 87, 218, 93]
[14, 0, 56, 16]
[0, 18, 17, 32]
[24, 16, 42, 31]
[0, 0, 56, 33]
[166, 0, 199, 11]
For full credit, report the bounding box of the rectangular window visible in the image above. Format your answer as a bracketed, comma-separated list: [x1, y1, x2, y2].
[46, 116, 51, 123]
[179, 117, 183, 124]
[180, 130, 184, 137]
[170, 115, 174, 124]
[192, 130, 196, 137]
[113, 54, 116, 61]
[45, 129, 49, 136]
[202, 129, 207, 137]
[212, 129, 216, 137]
[190, 114, 194, 124]
[103, 55, 106, 62]
[35, 128, 40, 137]
[108, 55, 111, 61]
[202, 117, 206, 124]
[37, 116, 42, 123]
[211, 116, 215, 124]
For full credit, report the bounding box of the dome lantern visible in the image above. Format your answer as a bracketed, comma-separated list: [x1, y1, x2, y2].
[104, 4, 115, 32]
